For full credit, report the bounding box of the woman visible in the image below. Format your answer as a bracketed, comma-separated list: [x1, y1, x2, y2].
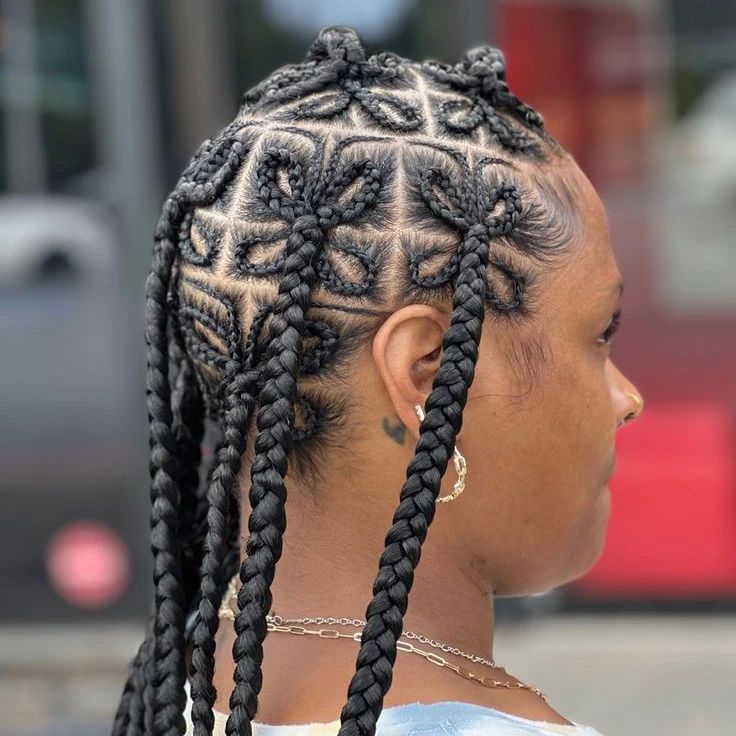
[113, 24, 644, 736]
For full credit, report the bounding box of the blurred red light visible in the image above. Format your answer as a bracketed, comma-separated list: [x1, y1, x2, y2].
[46, 521, 131, 608]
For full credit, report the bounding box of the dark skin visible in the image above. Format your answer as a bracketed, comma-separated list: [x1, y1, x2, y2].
[197, 155, 644, 726]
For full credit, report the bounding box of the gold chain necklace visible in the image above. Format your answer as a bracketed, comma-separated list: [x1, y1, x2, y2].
[217, 573, 549, 704]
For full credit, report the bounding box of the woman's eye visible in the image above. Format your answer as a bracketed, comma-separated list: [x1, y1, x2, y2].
[598, 309, 621, 346]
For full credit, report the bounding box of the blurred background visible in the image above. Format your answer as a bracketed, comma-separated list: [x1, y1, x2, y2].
[1, 0, 734, 734]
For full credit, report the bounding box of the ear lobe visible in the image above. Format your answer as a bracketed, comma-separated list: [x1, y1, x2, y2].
[371, 304, 448, 438]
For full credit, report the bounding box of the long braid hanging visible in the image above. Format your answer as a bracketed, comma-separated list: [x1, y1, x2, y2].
[224, 138, 330, 733]
[188, 303, 271, 736]
[112, 124, 249, 736]
[160, 131, 250, 736]
[225, 127, 384, 736]
[145, 190, 199, 736]
[169, 308, 207, 606]
[188, 371, 260, 736]
[189, 125, 325, 736]
[226, 213, 325, 736]
[336, 153, 521, 736]
[122, 200, 191, 736]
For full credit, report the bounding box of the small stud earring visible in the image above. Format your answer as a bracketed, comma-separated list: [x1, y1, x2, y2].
[413, 404, 467, 503]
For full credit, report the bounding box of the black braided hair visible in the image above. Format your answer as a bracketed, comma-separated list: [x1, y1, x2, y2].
[336, 150, 517, 736]
[113, 24, 580, 736]
[113, 124, 250, 736]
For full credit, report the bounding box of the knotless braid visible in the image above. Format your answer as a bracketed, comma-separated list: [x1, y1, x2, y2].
[113, 24, 576, 736]
[225, 140, 384, 735]
[188, 370, 255, 736]
[168, 309, 207, 605]
[146, 196, 195, 736]
[188, 299, 273, 736]
[157, 133, 249, 736]
[112, 605, 156, 735]
[336, 152, 523, 736]
[112, 126, 249, 736]
[226, 213, 325, 736]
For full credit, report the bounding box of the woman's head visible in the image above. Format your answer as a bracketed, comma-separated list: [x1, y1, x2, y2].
[363, 156, 635, 601]
[114, 25, 643, 736]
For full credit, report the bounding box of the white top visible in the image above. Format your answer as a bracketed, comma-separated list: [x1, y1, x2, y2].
[183, 681, 607, 736]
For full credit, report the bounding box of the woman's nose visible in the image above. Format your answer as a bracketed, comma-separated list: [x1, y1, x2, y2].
[619, 390, 644, 427]
[608, 360, 644, 428]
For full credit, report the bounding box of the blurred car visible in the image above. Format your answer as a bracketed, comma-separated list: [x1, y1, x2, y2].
[0, 195, 145, 620]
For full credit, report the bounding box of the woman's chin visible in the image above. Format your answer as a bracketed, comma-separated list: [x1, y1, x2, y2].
[590, 487, 612, 556]
[573, 487, 611, 580]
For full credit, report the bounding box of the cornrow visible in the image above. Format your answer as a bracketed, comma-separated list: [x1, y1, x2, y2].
[113, 24, 579, 736]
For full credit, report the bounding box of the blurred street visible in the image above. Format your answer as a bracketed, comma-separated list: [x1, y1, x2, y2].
[1, 613, 733, 736]
[2, 2, 735, 736]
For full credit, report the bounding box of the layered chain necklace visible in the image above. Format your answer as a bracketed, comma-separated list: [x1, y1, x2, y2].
[217, 573, 549, 704]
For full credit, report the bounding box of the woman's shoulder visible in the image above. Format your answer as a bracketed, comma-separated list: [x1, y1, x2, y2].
[184, 682, 606, 736]
[363, 700, 606, 736]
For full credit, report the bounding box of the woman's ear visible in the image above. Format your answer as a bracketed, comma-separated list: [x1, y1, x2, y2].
[371, 304, 449, 437]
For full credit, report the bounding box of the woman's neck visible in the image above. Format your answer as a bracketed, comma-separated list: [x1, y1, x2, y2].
[247, 491, 496, 664]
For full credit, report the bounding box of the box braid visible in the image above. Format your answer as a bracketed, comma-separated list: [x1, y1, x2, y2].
[113, 25, 580, 736]
[335, 149, 517, 736]
[168, 319, 207, 602]
[187, 303, 266, 736]
[113, 124, 249, 736]
[222, 135, 388, 736]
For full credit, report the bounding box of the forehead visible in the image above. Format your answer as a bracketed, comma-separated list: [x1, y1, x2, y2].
[540, 159, 621, 313]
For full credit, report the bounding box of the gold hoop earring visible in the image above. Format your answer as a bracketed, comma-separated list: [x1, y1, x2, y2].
[413, 405, 467, 503]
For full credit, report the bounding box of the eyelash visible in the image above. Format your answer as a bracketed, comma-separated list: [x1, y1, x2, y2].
[599, 310, 622, 346]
